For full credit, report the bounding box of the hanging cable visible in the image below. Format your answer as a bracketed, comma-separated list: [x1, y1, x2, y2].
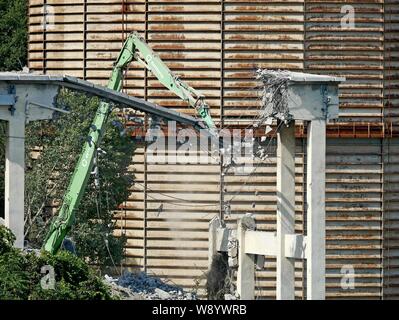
[93, 150, 122, 276]
[133, 181, 219, 208]
[225, 120, 283, 203]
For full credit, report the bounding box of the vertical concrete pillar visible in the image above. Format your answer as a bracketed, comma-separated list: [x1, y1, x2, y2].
[237, 216, 255, 299]
[4, 114, 26, 248]
[306, 119, 326, 299]
[208, 216, 221, 269]
[276, 122, 296, 300]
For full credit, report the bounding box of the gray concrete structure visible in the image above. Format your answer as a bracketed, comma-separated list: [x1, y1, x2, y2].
[0, 72, 204, 248]
[276, 123, 296, 300]
[209, 71, 345, 300]
[306, 119, 327, 299]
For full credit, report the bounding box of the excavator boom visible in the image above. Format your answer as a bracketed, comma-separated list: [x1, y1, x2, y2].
[43, 32, 217, 254]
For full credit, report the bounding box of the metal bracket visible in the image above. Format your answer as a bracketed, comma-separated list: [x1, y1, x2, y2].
[321, 84, 332, 119]
[0, 85, 17, 115]
[27, 100, 70, 114]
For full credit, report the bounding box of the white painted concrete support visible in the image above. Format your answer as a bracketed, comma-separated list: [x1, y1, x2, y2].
[306, 119, 326, 299]
[4, 113, 26, 248]
[237, 215, 255, 300]
[276, 122, 296, 300]
[0, 83, 61, 249]
[208, 216, 221, 269]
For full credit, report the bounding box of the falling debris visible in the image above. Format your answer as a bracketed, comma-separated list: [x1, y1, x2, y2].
[255, 69, 293, 125]
[223, 202, 231, 217]
[157, 203, 164, 217]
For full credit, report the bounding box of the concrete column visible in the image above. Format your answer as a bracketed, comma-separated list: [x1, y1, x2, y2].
[306, 119, 326, 299]
[276, 122, 296, 300]
[5, 114, 26, 248]
[237, 215, 255, 299]
[208, 216, 221, 269]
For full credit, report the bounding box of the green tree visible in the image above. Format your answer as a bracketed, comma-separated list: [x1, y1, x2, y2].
[0, 0, 27, 71]
[25, 89, 135, 267]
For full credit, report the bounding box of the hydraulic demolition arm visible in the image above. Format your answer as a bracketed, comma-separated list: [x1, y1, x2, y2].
[43, 32, 217, 254]
[129, 32, 217, 133]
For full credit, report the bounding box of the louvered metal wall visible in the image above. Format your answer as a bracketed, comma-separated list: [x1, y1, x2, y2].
[384, 0, 399, 299]
[28, 0, 398, 299]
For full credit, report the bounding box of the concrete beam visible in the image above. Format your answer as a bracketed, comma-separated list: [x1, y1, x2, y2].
[244, 231, 277, 256]
[215, 228, 307, 259]
[276, 123, 296, 300]
[306, 119, 326, 299]
[0, 73, 205, 129]
[285, 234, 307, 259]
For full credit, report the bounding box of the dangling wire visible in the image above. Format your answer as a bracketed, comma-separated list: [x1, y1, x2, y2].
[225, 120, 284, 203]
[93, 151, 122, 276]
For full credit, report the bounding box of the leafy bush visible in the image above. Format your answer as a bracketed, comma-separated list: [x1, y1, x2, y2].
[0, 225, 114, 300]
[29, 251, 114, 300]
[0, 224, 15, 254]
[0, 250, 31, 299]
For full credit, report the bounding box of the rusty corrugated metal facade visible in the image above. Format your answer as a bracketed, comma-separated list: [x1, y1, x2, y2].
[28, 0, 399, 299]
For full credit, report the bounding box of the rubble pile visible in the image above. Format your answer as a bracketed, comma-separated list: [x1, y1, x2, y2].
[104, 271, 196, 300]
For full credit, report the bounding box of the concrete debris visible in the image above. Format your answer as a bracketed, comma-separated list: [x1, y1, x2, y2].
[255, 69, 292, 125]
[154, 288, 171, 300]
[241, 213, 256, 231]
[264, 118, 273, 126]
[224, 293, 237, 300]
[104, 275, 139, 300]
[104, 271, 197, 300]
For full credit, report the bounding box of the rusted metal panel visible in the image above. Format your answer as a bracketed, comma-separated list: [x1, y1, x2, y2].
[222, 1, 304, 126]
[305, 1, 385, 125]
[383, 0, 399, 299]
[27, 0, 399, 299]
[384, 0, 399, 135]
[383, 138, 399, 299]
[325, 138, 383, 299]
[28, 1, 394, 128]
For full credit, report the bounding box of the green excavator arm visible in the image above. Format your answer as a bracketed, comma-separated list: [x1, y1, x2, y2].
[43, 32, 217, 254]
[129, 32, 217, 133]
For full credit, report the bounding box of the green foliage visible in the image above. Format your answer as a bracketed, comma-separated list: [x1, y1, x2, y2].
[0, 224, 15, 254]
[0, 0, 27, 71]
[0, 250, 31, 299]
[0, 226, 114, 300]
[24, 89, 135, 267]
[29, 251, 113, 300]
